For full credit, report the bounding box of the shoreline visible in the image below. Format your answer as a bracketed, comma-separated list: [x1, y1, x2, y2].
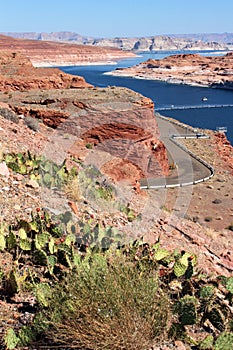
[104, 70, 210, 88]
[32, 59, 120, 68]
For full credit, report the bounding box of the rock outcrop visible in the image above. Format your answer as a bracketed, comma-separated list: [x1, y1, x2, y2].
[0, 51, 92, 91]
[214, 132, 233, 175]
[108, 52, 233, 89]
[0, 34, 135, 66]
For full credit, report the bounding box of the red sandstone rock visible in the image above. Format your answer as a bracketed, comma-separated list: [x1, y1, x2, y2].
[12, 105, 70, 128]
[67, 105, 169, 181]
[0, 51, 92, 91]
[214, 132, 233, 174]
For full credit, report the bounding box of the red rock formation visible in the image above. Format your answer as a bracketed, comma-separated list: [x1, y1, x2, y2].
[66, 97, 169, 183]
[81, 123, 168, 179]
[12, 105, 70, 128]
[0, 51, 169, 186]
[214, 132, 233, 174]
[0, 51, 91, 91]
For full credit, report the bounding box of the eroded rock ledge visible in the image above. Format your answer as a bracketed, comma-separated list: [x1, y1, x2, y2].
[108, 52, 233, 89]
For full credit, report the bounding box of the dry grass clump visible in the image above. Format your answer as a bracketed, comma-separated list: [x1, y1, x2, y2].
[24, 116, 39, 131]
[40, 253, 169, 350]
[64, 176, 81, 201]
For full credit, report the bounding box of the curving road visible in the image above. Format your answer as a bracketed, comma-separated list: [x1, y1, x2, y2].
[140, 115, 214, 189]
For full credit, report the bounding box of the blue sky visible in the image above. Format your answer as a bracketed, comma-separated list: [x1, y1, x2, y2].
[0, 0, 232, 37]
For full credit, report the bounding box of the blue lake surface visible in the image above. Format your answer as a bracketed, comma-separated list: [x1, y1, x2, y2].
[59, 52, 233, 144]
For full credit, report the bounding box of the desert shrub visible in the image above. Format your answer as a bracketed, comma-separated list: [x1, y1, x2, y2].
[85, 142, 93, 149]
[37, 251, 169, 350]
[0, 107, 19, 123]
[212, 198, 222, 204]
[205, 216, 212, 222]
[226, 224, 233, 231]
[24, 116, 39, 131]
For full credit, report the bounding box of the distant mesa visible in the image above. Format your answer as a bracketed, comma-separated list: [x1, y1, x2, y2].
[2, 31, 233, 52]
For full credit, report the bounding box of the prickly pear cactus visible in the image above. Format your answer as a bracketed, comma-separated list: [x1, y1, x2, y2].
[173, 261, 187, 277]
[200, 285, 215, 299]
[173, 252, 196, 278]
[4, 328, 19, 350]
[34, 282, 51, 307]
[226, 277, 233, 294]
[214, 332, 233, 350]
[174, 295, 198, 325]
[200, 335, 214, 349]
[154, 248, 169, 261]
[207, 307, 225, 332]
[0, 234, 6, 251]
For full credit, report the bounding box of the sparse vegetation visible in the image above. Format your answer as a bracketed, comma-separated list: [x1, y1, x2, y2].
[204, 216, 213, 222]
[0, 107, 19, 124]
[0, 210, 233, 349]
[85, 142, 93, 149]
[24, 116, 39, 131]
[227, 224, 233, 231]
[0, 149, 232, 349]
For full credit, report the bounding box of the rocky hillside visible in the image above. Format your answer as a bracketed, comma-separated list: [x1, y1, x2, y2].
[0, 34, 135, 66]
[0, 51, 168, 184]
[108, 52, 233, 89]
[2, 31, 232, 51]
[0, 50, 232, 277]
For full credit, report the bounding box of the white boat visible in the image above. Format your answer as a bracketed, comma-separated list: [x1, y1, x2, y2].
[202, 97, 208, 101]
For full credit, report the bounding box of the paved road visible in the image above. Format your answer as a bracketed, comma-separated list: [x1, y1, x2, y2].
[140, 116, 212, 188]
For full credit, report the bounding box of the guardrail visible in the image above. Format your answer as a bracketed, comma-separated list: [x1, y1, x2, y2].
[171, 134, 210, 139]
[140, 114, 215, 190]
[155, 103, 233, 111]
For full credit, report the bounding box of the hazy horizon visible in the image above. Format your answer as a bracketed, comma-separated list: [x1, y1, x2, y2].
[2, 30, 233, 40]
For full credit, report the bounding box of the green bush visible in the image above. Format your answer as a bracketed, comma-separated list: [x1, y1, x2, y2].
[37, 251, 169, 350]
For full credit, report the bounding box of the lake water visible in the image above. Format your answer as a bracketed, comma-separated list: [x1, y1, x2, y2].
[59, 51, 233, 144]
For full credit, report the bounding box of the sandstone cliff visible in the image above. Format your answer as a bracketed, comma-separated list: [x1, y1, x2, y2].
[108, 52, 233, 89]
[0, 51, 92, 91]
[0, 34, 135, 67]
